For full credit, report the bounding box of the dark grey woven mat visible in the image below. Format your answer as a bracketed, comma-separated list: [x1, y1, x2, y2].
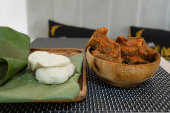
[30, 38, 89, 49]
[0, 38, 170, 113]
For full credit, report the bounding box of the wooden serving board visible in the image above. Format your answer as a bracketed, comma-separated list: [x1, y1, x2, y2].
[30, 48, 87, 102]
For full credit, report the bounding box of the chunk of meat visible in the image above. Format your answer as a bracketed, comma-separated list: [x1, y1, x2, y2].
[116, 36, 156, 64]
[85, 27, 122, 63]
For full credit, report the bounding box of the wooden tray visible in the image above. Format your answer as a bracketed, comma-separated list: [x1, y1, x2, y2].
[30, 48, 87, 102]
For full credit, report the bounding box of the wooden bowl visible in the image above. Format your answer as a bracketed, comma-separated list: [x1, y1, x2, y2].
[86, 46, 161, 87]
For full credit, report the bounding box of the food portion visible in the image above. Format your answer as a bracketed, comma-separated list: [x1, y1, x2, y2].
[28, 51, 75, 84]
[35, 63, 75, 84]
[86, 27, 156, 65]
[85, 27, 122, 63]
[116, 36, 156, 64]
[28, 51, 70, 71]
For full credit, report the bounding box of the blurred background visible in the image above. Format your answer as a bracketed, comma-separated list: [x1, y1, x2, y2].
[0, 0, 170, 62]
[0, 0, 170, 40]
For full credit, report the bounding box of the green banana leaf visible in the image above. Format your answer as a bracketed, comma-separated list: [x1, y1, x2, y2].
[0, 26, 30, 86]
[0, 53, 83, 102]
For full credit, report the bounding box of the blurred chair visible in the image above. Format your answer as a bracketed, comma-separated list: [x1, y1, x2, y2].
[48, 20, 95, 38]
[27, 0, 170, 40]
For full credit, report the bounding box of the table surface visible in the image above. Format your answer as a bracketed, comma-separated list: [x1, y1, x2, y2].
[1, 38, 170, 113]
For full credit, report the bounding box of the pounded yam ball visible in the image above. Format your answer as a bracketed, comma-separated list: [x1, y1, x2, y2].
[35, 63, 75, 84]
[28, 51, 70, 71]
[28, 51, 76, 84]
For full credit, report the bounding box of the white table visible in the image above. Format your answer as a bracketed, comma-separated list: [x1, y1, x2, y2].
[160, 58, 170, 73]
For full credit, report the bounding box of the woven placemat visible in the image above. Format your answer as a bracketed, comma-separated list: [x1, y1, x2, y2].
[0, 38, 169, 113]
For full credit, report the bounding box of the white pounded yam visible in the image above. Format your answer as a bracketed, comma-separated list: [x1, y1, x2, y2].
[28, 51, 70, 71]
[28, 51, 49, 71]
[35, 63, 75, 84]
